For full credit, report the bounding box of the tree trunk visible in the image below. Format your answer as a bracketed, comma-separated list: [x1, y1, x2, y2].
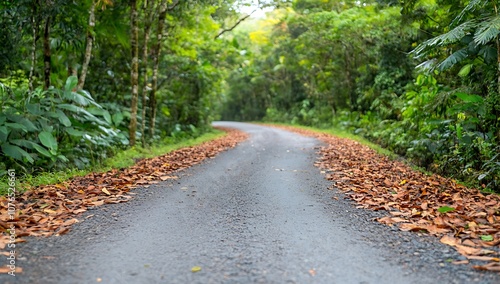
[149, 0, 168, 139]
[29, 7, 38, 92]
[140, 0, 154, 147]
[43, 16, 51, 90]
[77, 0, 96, 90]
[129, 0, 139, 146]
[495, 3, 500, 96]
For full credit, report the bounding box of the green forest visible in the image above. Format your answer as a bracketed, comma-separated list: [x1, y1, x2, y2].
[1, 0, 500, 192]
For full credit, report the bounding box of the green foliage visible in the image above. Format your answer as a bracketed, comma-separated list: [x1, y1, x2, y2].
[221, 1, 500, 192]
[0, 76, 127, 174]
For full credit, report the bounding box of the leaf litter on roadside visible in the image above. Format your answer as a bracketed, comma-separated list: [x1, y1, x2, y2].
[0, 127, 248, 249]
[271, 125, 500, 272]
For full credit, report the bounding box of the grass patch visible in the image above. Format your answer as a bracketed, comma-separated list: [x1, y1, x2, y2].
[0, 129, 226, 196]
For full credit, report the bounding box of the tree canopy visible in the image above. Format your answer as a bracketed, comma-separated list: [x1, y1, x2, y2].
[1, 0, 499, 192]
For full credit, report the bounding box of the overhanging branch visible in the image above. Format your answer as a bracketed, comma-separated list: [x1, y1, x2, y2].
[214, 10, 256, 40]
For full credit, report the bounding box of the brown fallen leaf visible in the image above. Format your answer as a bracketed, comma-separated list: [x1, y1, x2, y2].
[0, 127, 247, 245]
[473, 263, 500, 272]
[160, 175, 178, 181]
[269, 124, 500, 270]
[467, 256, 500, 262]
[0, 267, 23, 273]
[452, 260, 469, 265]
[440, 235, 461, 247]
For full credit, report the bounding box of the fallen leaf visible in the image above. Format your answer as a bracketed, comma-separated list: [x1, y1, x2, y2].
[191, 266, 202, 273]
[473, 263, 500, 272]
[440, 235, 460, 247]
[160, 175, 178, 181]
[467, 256, 500, 262]
[0, 127, 247, 243]
[0, 266, 23, 273]
[43, 209, 58, 215]
[452, 260, 469, 265]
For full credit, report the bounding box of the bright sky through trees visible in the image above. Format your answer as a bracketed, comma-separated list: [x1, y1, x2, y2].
[237, 0, 272, 18]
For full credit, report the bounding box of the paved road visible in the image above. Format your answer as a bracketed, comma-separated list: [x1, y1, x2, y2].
[4, 122, 499, 283]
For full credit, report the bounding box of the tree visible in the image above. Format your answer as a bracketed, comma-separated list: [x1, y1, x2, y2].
[128, 0, 139, 146]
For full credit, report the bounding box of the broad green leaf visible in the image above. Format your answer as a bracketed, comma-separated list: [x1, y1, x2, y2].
[32, 143, 52, 158]
[57, 104, 104, 124]
[481, 235, 494, 241]
[26, 103, 44, 115]
[458, 64, 473, 77]
[77, 90, 99, 107]
[64, 76, 78, 92]
[64, 91, 91, 106]
[10, 139, 40, 149]
[57, 154, 69, 162]
[5, 122, 28, 132]
[65, 127, 84, 137]
[0, 126, 9, 143]
[455, 92, 484, 103]
[103, 110, 112, 125]
[18, 117, 38, 132]
[1, 143, 34, 163]
[56, 109, 72, 127]
[39, 131, 58, 151]
[438, 206, 455, 213]
[112, 112, 124, 127]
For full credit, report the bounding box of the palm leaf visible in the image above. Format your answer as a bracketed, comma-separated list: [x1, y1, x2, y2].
[451, 0, 487, 27]
[412, 20, 476, 56]
[437, 48, 468, 71]
[474, 15, 500, 45]
[479, 45, 497, 63]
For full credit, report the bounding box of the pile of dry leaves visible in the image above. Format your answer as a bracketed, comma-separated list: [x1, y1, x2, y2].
[0, 127, 247, 248]
[273, 125, 500, 272]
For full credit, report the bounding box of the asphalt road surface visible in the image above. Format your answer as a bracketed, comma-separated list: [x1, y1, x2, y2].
[3, 122, 500, 283]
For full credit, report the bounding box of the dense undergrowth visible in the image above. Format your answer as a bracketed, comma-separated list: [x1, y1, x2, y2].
[220, 0, 500, 193]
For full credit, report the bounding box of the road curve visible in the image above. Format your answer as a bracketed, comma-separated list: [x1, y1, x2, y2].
[3, 122, 499, 283]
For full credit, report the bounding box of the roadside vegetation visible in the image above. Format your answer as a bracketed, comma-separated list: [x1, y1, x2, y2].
[0, 129, 225, 195]
[1, 0, 499, 194]
[0, 0, 267, 187]
[221, 0, 500, 193]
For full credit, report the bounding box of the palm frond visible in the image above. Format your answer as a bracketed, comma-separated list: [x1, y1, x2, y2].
[437, 48, 468, 71]
[415, 59, 438, 72]
[478, 45, 497, 63]
[474, 15, 500, 45]
[412, 20, 476, 56]
[451, 0, 487, 27]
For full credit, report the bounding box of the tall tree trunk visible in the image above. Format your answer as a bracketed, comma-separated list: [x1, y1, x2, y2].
[29, 6, 38, 92]
[129, 0, 139, 146]
[149, 0, 168, 139]
[77, 0, 96, 90]
[43, 16, 51, 90]
[140, 0, 154, 147]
